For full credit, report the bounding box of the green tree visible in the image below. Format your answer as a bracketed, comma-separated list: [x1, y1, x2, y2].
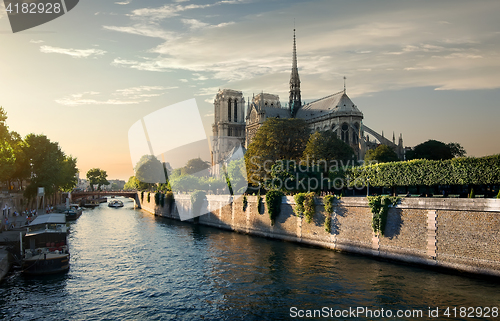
[0, 140, 16, 185]
[9, 131, 30, 189]
[406, 140, 465, 160]
[0, 107, 10, 141]
[182, 158, 210, 176]
[302, 131, 355, 171]
[447, 142, 466, 158]
[364, 144, 399, 163]
[86, 168, 110, 191]
[245, 118, 310, 185]
[57, 156, 78, 192]
[226, 158, 247, 194]
[124, 176, 152, 191]
[23, 134, 77, 200]
[134, 155, 167, 184]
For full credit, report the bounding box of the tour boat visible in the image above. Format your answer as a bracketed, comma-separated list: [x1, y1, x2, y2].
[22, 214, 70, 275]
[63, 204, 82, 221]
[108, 200, 124, 208]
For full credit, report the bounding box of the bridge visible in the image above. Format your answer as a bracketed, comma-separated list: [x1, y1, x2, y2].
[70, 191, 141, 208]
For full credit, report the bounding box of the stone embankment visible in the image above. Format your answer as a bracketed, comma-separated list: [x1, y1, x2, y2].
[139, 193, 500, 278]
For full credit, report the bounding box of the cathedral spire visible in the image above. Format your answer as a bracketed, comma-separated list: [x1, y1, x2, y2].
[289, 28, 301, 117]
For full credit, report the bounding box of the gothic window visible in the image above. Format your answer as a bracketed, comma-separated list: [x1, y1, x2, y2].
[353, 123, 359, 144]
[341, 122, 349, 144]
[228, 99, 232, 122]
[228, 128, 233, 136]
[234, 99, 238, 122]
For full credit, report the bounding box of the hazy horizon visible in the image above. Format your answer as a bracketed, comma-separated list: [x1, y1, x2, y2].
[1, 0, 499, 181]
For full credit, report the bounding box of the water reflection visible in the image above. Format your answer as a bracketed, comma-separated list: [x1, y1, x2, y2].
[0, 197, 499, 320]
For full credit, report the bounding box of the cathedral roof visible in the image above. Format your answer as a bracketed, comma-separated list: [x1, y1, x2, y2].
[295, 91, 363, 120]
[261, 106, 291, 118]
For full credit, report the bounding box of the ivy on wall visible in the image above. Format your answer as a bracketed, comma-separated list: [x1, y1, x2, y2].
[165, 191, 174, 213]
[323, 195, 336, 233]
[242, 195, 248, 212]
[293, 193, 306, 217]
[324, 215, 331, 233]
[303, 192, 316, 224]
[368, 196, 400, 236]
[191, 190, 206, 216]
[266, 190, 284, 225]
[257, 190, 263, 214]
[160, 193, 165, 207]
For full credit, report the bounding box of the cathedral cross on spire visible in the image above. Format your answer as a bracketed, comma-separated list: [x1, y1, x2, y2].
[289, 28, 301, 117]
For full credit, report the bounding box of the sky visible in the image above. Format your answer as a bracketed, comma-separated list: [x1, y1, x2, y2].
[0, 0, 499, 181]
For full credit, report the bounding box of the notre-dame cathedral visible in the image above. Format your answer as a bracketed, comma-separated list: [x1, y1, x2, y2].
[211, 30, 404, 172]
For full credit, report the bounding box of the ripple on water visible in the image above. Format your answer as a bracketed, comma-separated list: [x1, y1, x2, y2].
[1, 198, 500, 320]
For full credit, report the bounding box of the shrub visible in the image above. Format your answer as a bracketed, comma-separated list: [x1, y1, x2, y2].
[347, 154, 500, 188]
[266, 190, 284, 225]
[497, 190, 500, 199]
[469, 188, 475, 198]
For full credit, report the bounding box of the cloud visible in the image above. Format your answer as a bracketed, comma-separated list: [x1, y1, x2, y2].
[56, 86, 177, 106]
[103, 24, 177, 40]
[128, 0, 251, 20]
[30, 40, 44, 44]
[40, 45, 106, 58]
[181, 18, 234, 30]
[115, 0, 131, 4]
[104, 0, 500, 98]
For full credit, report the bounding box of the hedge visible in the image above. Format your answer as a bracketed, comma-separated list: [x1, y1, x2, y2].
[347, 154, 500, 187]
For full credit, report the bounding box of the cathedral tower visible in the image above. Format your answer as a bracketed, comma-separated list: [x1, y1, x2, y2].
[289, 29, 302, 117]
[211, 89, 246, 175]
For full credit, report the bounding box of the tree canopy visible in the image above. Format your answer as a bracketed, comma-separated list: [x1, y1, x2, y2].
[245, 118, 310, 185]
[406, 140, 466, 160]
[181, 157, 210, 176]
[134, 155, 166, 184]
[302, 131, 355, 171]
[86, 168, 109, 191]
[22, 134, 78, 198]
[0, 107, 77, 197]
[364, 144, 399, 163]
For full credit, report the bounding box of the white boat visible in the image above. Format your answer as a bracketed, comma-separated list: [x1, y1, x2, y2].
[108, 200, 124, 208]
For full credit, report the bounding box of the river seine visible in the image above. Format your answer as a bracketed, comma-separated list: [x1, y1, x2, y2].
[1, 197, 499, 320]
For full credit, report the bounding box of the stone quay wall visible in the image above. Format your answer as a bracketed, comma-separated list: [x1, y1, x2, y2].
[138, 194, 500, 277]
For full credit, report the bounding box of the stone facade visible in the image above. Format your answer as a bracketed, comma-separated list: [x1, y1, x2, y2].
[140, 195, 500, 277]
[211, 31, 405, 168]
